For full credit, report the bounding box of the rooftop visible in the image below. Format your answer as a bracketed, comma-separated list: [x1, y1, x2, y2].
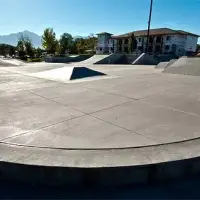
[96, 32, 113, 35]
[112, 28, 199, 38]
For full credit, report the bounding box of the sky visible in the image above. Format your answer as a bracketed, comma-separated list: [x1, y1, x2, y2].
[0, 0, 200, 39]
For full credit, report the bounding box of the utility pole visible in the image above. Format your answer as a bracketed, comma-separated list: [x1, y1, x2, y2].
[146, 0, 153, 53]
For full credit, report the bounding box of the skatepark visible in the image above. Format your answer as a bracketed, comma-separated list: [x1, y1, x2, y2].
[1, 56, 200, 186]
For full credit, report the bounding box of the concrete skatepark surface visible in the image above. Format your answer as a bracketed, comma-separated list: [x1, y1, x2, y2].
[1, 60, 200, 185]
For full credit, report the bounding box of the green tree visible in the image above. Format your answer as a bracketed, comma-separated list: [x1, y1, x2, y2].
[35, 47, 43, 57]
[42, 28, 57, 54]
[0, 44, 16, 56]
[70, 42, 78, 54]
[85, 33, 97, 53]
[74, 35, 97, 54]
[17, 34, 34, 58]
[59, 33, 73, 54]
[17, 36, 26, 59]
[75, 38, 86, 54]
[128, 33, 137, 54]
[23, 36, 34, 57]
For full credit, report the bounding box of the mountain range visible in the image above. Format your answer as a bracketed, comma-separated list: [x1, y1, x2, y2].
[0, 30, 42, 47]
[0, 30, 89, 48]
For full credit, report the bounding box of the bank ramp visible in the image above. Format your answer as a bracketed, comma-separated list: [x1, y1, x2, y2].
[78, 55, 111, 64]
[163, 57, 200, 76]
[0, 58, 24, 66]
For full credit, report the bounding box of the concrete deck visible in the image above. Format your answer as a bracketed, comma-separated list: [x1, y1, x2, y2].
[1, 62, 200, 185]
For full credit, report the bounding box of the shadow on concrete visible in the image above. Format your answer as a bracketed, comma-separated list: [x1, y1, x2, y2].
[1, 175, 200, 199]
[70, 67, 106, 80]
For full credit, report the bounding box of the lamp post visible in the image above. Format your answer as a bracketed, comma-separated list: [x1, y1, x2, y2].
[146, 0, 153, 53]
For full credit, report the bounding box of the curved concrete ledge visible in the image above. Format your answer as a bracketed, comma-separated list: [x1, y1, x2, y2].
[1, 137, 200, 186]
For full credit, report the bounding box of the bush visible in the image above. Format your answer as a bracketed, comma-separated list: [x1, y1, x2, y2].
[27, 58, 43, 62]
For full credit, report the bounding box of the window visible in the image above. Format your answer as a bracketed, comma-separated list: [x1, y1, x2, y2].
[166, 36, 171, 41]
[149, 36, 154, 43]
[118, 40, 122, 45]
[99, 48, 102, 51]
[124, 39, 128, 44]
[165, 45, 170, 50]
[138, 46, 142, 50]
[156, 36, 161, 43]
[155, 45, 161, 52]
[124, 47, 128, 53]
[138, 38, 141, 42]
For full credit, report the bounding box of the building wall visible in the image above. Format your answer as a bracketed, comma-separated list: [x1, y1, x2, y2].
[135, 34, 197, 55]
[96, 32, 198, 55]
[185, 35, 198, 52]
[96, 34, 115, 54]
[162, 35, 186, 54]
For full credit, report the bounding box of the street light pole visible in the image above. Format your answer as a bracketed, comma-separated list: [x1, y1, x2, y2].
[146, 0, 153, 53]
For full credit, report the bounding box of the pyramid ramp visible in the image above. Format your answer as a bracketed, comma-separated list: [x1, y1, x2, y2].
[31, 66, 106, 82]
[163, 57, 200, 76]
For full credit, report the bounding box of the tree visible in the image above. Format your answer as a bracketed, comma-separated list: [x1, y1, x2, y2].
[73, 34, 97, 54]
[59, 33, 73, 54]
[17, 36, 26, 59]
[0, 44, 16, 56]
[17, 34, 34, 58]
[128, 33, 137, 54]
[75, 38, 86, 54]
[35, 47, 43, 57]
[42, 28, 57, 54]
[70, 42, 78, 54]
[23, 36, 34, 57]
[85, 33, 97, 53]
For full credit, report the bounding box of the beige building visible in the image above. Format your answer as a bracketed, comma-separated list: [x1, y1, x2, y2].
[96, 28, 199, 56]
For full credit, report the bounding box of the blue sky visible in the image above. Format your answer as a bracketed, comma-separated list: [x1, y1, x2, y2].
[0, 0, 199, 39]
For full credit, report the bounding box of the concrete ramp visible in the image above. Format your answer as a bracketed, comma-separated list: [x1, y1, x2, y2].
[163, 57, 200, 76]
[155, 61, 169, 69]
[44, 55, 92, 63]
[95, 54, 124, 64]
[155, 59, 177, 69]
[31, 66, 106, 81]
[79, 55, 110, 64]
[0, 58, 24, 66]
[132, 53, 159, 65]
[165, 59, 177, 68]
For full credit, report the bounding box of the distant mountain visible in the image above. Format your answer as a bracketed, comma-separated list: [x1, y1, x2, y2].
[0, 30, 42, 47]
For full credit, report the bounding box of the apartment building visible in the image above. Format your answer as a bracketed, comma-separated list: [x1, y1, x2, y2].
[96, 28, 199, 56]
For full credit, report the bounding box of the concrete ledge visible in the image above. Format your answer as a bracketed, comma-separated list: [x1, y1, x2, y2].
[1, 137, 200, 186]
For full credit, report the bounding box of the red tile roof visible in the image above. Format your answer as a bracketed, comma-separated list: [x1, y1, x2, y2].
[111, 28, 199, 39]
